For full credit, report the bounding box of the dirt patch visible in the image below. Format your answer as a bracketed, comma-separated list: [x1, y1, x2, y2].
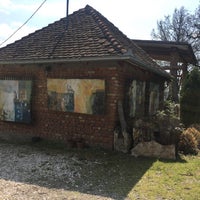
[0, 141, 136, 200]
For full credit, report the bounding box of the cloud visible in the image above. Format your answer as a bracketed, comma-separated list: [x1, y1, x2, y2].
[35, 1, 66, 18]
[0, 0, 199, 47]
[0, 22, 36, 47]
[0, 0, 12, 14]
[0, 1, 49, 46]
[0, 0, 153, 46]
[0, 0, 12, 8]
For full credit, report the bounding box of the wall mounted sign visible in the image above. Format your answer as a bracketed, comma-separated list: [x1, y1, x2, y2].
[0, 80, 32, 123]
[47, 79, 105, 115]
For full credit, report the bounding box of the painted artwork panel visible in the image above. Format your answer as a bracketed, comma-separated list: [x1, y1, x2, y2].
[47, 79, 105, 114]
[136, 81, 146, 116]
[129, 80, 146, 117]
[0, 80, 32, 123]
[129, 80, 136, 117]
[149, 82, 160, 115]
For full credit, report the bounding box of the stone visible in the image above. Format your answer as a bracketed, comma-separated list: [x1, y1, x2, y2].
[131, 140, 176, 160]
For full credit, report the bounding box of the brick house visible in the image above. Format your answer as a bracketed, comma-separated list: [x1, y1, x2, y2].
[0, 5, 170, 149]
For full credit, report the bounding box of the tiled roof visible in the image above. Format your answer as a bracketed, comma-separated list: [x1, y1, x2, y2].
[0, 5, 170, 78]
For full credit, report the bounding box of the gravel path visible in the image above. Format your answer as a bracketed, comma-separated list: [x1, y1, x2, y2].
[0, 142, 117, 200]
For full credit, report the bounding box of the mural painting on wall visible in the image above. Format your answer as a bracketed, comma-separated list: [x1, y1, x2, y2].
[129, 80, 146, 117]
[47, 79, 105, 115]
[149, 82, 160, 115]
[0, 80, 32, 123]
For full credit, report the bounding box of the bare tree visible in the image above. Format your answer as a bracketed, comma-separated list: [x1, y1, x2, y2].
[151, 5, 199, 103]
[152, 5, 200, 64]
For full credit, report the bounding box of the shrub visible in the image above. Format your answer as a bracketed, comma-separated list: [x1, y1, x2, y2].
[191, 124, 200, 132]
[162, 100, 180, 118]
[153, 101, 183, 145]
[178, 128, 199, 155]
[188, 126, 200, 149]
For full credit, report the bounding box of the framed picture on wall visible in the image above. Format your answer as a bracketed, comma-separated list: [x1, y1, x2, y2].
[0, 79, 32, 123]
[47, 79, 105, 115]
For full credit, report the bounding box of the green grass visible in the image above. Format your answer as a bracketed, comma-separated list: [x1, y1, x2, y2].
[128, 154, 200, 200]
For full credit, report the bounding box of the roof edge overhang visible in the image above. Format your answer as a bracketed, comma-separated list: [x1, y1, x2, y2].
[127, 56, 171, 79]
[0, 56, 131, 65]
[0, 55, 171, 79]
[133, 39, 197, 65]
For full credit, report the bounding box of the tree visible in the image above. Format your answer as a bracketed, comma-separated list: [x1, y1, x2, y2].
[151, 5, 200, 63]
[151, 5, 200, 103]
[180, 67, 200, 127]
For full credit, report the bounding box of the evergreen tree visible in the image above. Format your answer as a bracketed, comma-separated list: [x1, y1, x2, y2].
[180, 67, 200, 126]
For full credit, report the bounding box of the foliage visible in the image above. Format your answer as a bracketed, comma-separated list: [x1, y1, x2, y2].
[178, 127, 199, 155]
[153, 101, 183, 145]
[162, 100, 179, 117]
[151, 5, 200, 63]
[180, 67, 200, 126]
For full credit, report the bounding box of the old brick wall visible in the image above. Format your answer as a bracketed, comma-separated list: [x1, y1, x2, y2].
[0, 60, 166, 149]
[0, 60, 131, 149]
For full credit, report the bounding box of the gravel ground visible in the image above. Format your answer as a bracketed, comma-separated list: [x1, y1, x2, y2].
[0, 142, 121, 200]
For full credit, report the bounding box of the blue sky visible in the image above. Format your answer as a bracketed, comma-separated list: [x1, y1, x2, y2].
[0, 0, 199, 47]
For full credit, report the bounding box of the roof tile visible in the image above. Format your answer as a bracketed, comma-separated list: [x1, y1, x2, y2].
[0, 5, 169, 78]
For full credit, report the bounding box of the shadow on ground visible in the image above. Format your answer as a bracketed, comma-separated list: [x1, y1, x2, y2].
[0, 139, 183, 199]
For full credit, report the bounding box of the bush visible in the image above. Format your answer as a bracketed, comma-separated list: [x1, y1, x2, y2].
[191, 124, 200, 132]
[153, 101, 183, 145]
[188, 126, 200, 149]
[180, 68, 200, 127]
[178, 128, 199, 155]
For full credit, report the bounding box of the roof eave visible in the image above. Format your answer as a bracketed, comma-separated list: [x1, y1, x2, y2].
[127, 56, 171, 79]
[0, 56, 129, 65]
[0, 55, 171, 79]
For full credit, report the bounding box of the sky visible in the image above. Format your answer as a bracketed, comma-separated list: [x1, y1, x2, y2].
[0, 0, 199, 47]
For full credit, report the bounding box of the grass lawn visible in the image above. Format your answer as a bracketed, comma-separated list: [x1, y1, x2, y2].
[128, 154, 200, 200]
